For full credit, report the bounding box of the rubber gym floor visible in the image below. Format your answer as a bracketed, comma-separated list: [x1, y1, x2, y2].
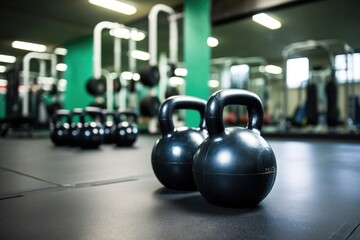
[0, 134, 359, 239]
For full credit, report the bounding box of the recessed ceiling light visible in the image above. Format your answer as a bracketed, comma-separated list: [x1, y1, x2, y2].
[89, 0, 137, 15]
[0, 54, 16, 63]
[12, 41, 47, 52]
[252, 13, 282, 30]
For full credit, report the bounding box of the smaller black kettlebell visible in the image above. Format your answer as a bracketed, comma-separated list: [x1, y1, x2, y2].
[113, 110, 138, 147]
[78, 107, 105, 149]
[193, 89, 277, 207]
[68, 108, 83, 147]
[50, 109, 70, 146]
[102, 110, 116, 144]
[151, 96, 207, 191]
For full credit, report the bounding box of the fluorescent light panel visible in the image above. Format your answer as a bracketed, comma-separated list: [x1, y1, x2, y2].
[0, 54, 16, 63]
[252, 13, 282, 30]
[12, 41, 47, 52]
[89, 0, 137, 15]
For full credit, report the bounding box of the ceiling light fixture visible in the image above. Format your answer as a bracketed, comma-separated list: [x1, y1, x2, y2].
[207, 37, 219, 47]
[89, 0, 137, 15]
[12, 41, 47, 52]
[0, 54, 16, 63]
[252, 13, 282, 30]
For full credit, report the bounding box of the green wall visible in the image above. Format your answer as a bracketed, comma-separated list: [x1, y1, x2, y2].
[0, 94, 5, 118]
[184, 0, 211, 127]
[63, 36, 93, 109]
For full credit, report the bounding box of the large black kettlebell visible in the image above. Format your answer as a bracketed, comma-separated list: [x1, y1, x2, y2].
[152, 96, 207, 190]
[68, 108, 84, 147]
[193, 89, 277, 207]
[50, 109, 70, 146]
[78, 107, 105, 149]
[113, 110, 139, 147]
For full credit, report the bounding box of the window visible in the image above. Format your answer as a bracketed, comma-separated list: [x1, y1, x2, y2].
[286, 57, 309, 88]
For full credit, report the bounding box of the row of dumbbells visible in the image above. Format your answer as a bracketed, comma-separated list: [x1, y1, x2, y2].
[50, 107, 138, 148]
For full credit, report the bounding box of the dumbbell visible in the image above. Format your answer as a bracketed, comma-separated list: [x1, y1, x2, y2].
[78, 107, 105, 149]
[193, 89, 277, 207]
[68, 108, 84, 147]
[50, 109, 70, 146]
[151, 96, 207, 190]
[102, 110, 116, 144]
[113, 110, 138, 147]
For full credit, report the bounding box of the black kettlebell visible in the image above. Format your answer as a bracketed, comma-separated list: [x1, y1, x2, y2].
[68, 108, 83, 147]
[50, 109, 70, 146]
[102, 110, 116, 144]
[113, 110, 138, 147]
[78, 107, 105, 149]
[193, 89, 277, 207]
[151, 96, 207, 191]
[139, 65, 160, 87]
[86, 77, 106, 96]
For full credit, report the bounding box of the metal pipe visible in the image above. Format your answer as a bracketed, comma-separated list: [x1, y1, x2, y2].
[51, 54, 57, 79]
[22, 52, 53, 116]
[148, 4, 177, 66]
[114, 34, 121, 75]
[93, 21, 122, 79]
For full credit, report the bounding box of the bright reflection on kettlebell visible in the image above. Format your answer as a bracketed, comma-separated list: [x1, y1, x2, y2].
[218, 150, 232, 166]
[93, 128, 98, 134]
[126, 128, 132, 134]
[120, 130, 125, 135]
[171, 146, 182, 157]
[85, 130, 91, 136]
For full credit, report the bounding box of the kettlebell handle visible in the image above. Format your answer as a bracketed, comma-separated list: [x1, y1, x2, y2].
[82, 107, 105, 124]
[206, 89, 264, 136]
[117, 110, 139, 124]
[159, 96, 207, 134]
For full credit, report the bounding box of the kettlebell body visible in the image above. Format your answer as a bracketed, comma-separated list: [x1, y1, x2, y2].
[193, 89, 277, 207]
[68, 108, 83, 147]
[113, 110, 138, 147]
[78, 107, 104, 149]
[151, 96, 207, 191]
[50, 109, 70, 146]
